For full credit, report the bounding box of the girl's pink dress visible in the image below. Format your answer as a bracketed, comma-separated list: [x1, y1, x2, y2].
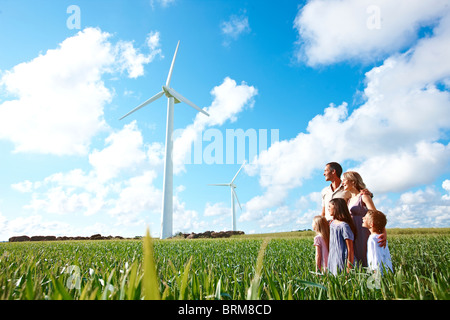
[314, 235, 329, 271]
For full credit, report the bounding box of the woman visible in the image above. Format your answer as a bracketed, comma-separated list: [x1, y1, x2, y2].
[342, 171, 376, 268]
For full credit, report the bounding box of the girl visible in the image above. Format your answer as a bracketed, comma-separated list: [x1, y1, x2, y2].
[312, 215, 330, 273]
[327, 198, 357, 275]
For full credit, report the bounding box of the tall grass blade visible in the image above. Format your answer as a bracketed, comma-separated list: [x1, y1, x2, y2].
[143, 228, 160, 300]
[215, 277, 222, 300]
[247, 238, 270, 300]
[51, 275, 73, 300]
[126, 260, 139, 300]
[179, 256, 193, 300]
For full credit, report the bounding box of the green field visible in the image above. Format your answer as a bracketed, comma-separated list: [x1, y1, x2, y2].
[0, 228, 449, 300]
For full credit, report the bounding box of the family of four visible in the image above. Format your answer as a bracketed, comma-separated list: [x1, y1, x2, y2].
[312, 162, 393, 275]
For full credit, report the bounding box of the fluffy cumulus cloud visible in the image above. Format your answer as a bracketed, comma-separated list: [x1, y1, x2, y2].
[0, 28, 112, 155]
[1, 123, 164, 239]
[294, 0, 450, 66]
[204, 202, 230, 217]
[243, 1, 450, 227]
[13, 122, 162, 217]
[89, 121, 148, 182]
[173, 77, 258, 173]
[0, 27, 161, 156]
[443, 180, 450, 200]
[383, 186, 450, 227]
[116, 31, 162, 78]
[0, 211, 72, 240]
[108, 170, 162, 225]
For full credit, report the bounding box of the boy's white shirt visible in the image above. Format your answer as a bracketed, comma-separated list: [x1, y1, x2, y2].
[367, 233, 393, 274]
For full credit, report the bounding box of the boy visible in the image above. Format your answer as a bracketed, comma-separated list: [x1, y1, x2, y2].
[362, 210, 393, 274]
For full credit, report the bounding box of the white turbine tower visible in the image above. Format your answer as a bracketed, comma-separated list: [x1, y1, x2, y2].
[120, 41, 209, 239]
[209, 161, 246, 231]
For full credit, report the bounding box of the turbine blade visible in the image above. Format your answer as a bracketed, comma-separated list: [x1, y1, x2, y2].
[232, 188, 242, 210]
[165, 87, 210, 116]
[208, 184, 230, 186]
[231, 160, 246, 183]
[119, 91, 164, 120]
[166, 41, 180, 87]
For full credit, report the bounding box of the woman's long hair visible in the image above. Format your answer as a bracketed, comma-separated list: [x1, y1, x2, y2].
[343, 171, 366, 192]
[330, 198, 357, 238]
[312, 215, 330, 251]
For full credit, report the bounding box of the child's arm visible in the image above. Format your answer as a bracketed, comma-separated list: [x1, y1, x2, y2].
[345, 239, 354, 273]
[315, 245, 322, 273]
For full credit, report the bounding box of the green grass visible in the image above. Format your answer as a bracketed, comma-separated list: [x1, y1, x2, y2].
[0, 228, 449, 300]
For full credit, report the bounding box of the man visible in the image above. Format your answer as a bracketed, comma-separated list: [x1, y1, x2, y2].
[321, 162, 350, 221]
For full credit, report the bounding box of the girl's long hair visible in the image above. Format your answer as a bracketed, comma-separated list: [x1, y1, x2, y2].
[330, 198, 357, 238]
[312, 215, 330, 251]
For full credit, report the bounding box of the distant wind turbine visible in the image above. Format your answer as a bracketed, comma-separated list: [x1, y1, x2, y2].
[120, 41, 210, 239]
[209, 160, 246, 231]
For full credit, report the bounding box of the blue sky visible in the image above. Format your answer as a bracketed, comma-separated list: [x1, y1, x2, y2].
[1, 0, 449, 240]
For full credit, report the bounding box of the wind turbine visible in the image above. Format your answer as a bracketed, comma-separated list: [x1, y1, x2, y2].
[120, 41, 210, 239]
[209, 160, 246, 231]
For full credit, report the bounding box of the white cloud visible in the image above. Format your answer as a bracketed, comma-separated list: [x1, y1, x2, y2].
[11, 180, 33, 193]
[116, 31, 162, 78]
[294, 0, 450, 66]
[146, 31, 162, 52]
[172, 195, 205, 233]
[204, 202, 229, 217]
[146, 141, 165, 169]
[0, 212, 71, 239]
[150, 0, 176, 9]
[0, 27, 161, 156]
[352, 142, 450, 194]
[116, 41, 152, 79]
[442, 180, 450, 200]
[18, 120, 162, 218]
[173, 77, 257, 173]
[26, 186, 95, 216]
[221, 13, 251, 46]
[108, 170, 162, 219]
[0, 28, 113, 155]
[89, 121, 147, 182]
[382, 186, 450, 227]
[240, 185, 289, 222]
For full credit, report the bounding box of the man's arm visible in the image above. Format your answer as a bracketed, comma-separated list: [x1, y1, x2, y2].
[377, 228, 387, 248]
[360, 188, 373, 198]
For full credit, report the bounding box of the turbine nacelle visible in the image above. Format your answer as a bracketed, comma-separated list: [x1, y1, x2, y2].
[162, 86, 180, 103]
